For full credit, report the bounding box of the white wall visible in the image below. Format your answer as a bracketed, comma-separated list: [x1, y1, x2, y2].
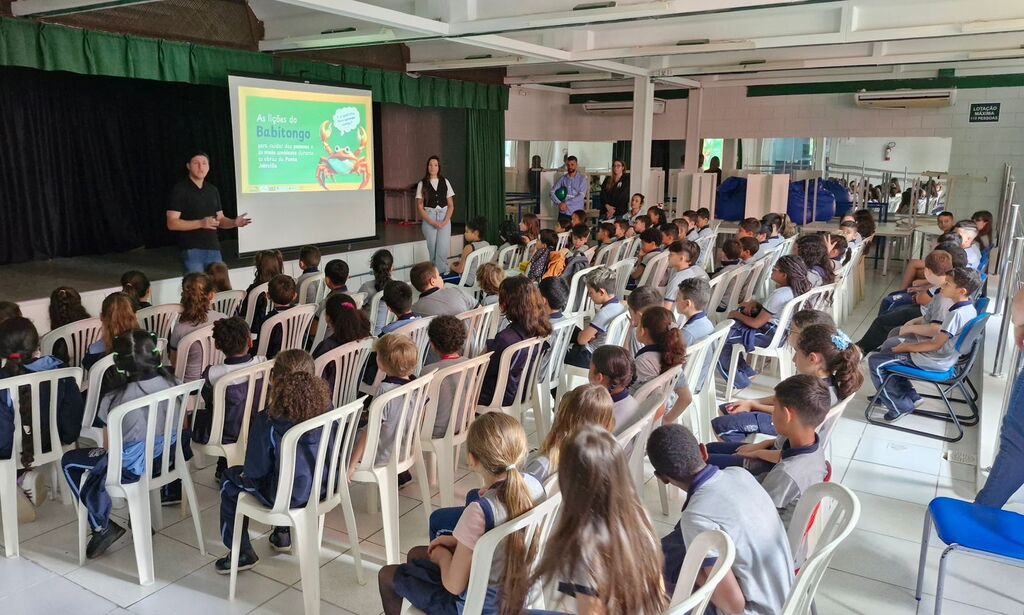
[828, 137, 953, 175]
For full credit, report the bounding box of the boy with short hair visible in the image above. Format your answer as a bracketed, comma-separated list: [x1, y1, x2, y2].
[447, 216, 490, 283]
[957, 221, 982, 270]
[380, 280, 419, 334]
[660, 222, 680, 248]
[630, 227, 664, 282]
[312, 258, 351, 338]
[538, 277, 569, 322]
[630, 214, 651, 238]
[663, 240, 710, 308]
[565, 267, 625, 368]
[868, 267, 981, 421]
[715, 239, 743, 275]
[570, 209, 588, 228]
[737, 236, 760, 264]
[296, 245, 322, 302]
[410, 262, 476, 317]
[736, 217, 761, 239]
[695, 208, 713, 238]
[613, 219, 630, 240]
[648, 424, 794, 613]
[596, 222, 617, 248]
[625, 286, 662, 355]
[251, 274, 297, 359]
[561, 223, 593, 282]
[419, 316, 470, 439]
[676, 278, 714, 345]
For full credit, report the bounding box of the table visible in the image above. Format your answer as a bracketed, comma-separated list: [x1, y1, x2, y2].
[801, 221, 917, 275]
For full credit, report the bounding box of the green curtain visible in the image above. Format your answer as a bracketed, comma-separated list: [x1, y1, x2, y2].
[0, 17, 508, 111]
[465, 109, 506, 243]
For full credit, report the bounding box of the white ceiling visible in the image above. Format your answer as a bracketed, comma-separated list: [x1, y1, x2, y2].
[11, 0, 1024, 91]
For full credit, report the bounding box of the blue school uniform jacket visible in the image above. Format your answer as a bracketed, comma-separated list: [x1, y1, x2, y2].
[0, 356, 85, 460]
[243, 411, 326, 508]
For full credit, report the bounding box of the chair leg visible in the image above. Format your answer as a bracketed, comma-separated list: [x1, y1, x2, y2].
[415, 454, 432, 530]
[149, 489, 164, 531]
[293, 515, 321, 615]
[180, 471, 206, 555]
[0, 462, 19, 558]
[336, 486, 365, 585]
[658, 481, 670, 517]
[126, 489, 156, 586]
[436, 446, 456, 508]
[228, 507, 246, 600]
[378, 475, 401, 565]
[915, 511, 932, 600]
[725, 344, 743, 401]
[934, 545, 957, 615]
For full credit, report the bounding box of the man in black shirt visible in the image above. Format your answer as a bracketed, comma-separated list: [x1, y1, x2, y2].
[166, 152, 251, 273]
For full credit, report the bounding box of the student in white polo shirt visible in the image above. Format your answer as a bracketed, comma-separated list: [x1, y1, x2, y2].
[565, 267, 625, 368]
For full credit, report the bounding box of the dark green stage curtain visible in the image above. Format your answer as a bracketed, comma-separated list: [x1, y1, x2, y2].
[465, 109, 506, 244]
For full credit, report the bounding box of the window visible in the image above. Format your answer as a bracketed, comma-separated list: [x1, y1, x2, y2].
[701, 139, 723, 169]
[504, 140, 517, 168]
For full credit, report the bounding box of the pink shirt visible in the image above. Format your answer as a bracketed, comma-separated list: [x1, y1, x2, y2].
[452, 502, 487, 550]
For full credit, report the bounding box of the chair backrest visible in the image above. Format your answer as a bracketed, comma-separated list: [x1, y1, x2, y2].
[542, 316, 581, 387]
[255, 304, 317, 357]
[269, 399, 363, 515]
[355, 373, 434, 473]
[136, 304, 182, 341]
[759, 284, 837, 353]
[816, 393, 856, 456]
[208, 359, 275, 453]
[637, 250, 670, 291]
[173, 324, 221, 382]
[495, 243, 520, 271]
[39, 317, 103, 368]
[311, 291, 370, 349]
[242, 282, 270, 327]
[315, 337, 375, 407]
[664, 529, 737, 615]
[457, 304, 500, 358]
[104, 380, 203, 489]
[593, 240, 626, 267]
[82, 354, 116, 437]
[394, 315, 436, 374]
[614, 392, 664, 491]
[738, 259, 767, 303]
[458, 245, 498, 288]
[484, 336, 548, 413]
[633, 364, 684, 406]
[522, 239, 538, 266]
[0, 367, 84, 470]
[297, 272, 326, 305]
[422, 354, 492, 444]
[603, 310, 631, 348]
[695, 234, 717, 269]
[686, 319, 733, 402]
[610, 257, 637, 298]
[565, 265, 600, 316]
[782, 483, 860, 615]
[555, 231, 570, 251]
[462, 492, 564, 615]
[707, 266, 745, 323]
[368, 289, 396, 336]
[212, 290, 246, 318]
[954, 312, 991, 356]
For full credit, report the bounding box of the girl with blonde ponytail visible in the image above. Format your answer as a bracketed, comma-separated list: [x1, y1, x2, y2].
[379, 413, 546, 615]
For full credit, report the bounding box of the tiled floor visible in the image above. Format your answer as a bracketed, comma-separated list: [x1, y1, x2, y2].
[1, 267, 1022, 614]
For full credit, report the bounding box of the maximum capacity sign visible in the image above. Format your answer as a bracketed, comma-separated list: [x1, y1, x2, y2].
[969, 103, 1000, 123]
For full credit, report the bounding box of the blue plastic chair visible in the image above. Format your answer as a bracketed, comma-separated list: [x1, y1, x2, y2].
[865, 312, 990, 442]
[916, 497, 1024, 615]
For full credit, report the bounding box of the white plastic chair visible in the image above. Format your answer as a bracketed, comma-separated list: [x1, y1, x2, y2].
[229, 400, 366, 613]
[255, 304, 316, 357]
[707, 267, 746, 324]
[781, 483, 861, 615]
[689, 320, 734, 445]
[390, 315, 435, 375]
[456, 304, 500, 358]
[314, 337, 374, 409]
[565, 265, 600, 316]
[350, 374, 434, 565]
[477, 336, 548, 429]
[495, 244, 522, 271]
[367, 290, 396, 336]
[212, 290, 246, 318]
[456, 245, 497, 293]
[555, 231, 570, 251]
[636, 251, 670, 293]
[297, 272, 326, 305]
[739, 258, 769, 303]
[557, 311, 630, 399]
[402, 492, 563, 615]
[136, 304, 182, 341]
[534, 315, 581, 442]
[0, 367, 83, 557]
[191, 359, 274, 467]
[633, 364, 684, 407]
[695, 233, 718, 270]
[610, 257, 637, 298]
[663, 529, 737, 615]
[521, 239, 538, 268]
[172, 324, 221, 383]
[593, 240, 626, 267]
[39, 317, 103, 368]
[242, 282, 270, 328]
[817, 393, 856, 462]
[614, 392, 664, 493]
[80, 354, 116, 447]
[420, 354, 491, 507]
[76, 380, 205, 585]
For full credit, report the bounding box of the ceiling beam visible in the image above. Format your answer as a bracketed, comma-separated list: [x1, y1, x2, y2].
[10, 0, 155, 17]
[504, 72, 614, 85]
[259, 28, 398, 52]
[270, 0, 449, 35]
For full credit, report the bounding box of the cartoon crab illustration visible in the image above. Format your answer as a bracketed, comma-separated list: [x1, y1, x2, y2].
[316, 121, 370, 190]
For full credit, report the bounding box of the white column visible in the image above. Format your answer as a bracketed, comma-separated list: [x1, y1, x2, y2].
[722, 139, 738, 172]
[682, 88, 703, 174]
[813, 137, 827, 171]
[630, 76, 655, 200]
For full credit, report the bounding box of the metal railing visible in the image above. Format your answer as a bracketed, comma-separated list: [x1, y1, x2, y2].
[991, 164, 1023, 376]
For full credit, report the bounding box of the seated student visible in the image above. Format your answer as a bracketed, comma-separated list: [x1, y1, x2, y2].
[838, 220, 863, 247]
[677, 278, 714, 345]
[48, 286, 92, 365]
[538, 276, 569, 323]
[630, 214, 651, 239]
[714, 238, 743, 276]
[761, 213, 785, 250]
[419, 315, 470, 440]
[869, 267, 981, 421]
[239, 250, 284, 323]
[631, 307, 694, 425]
[556, 216, 573, 234]
[478, 277, 553, 407]
[663, 240, 709, 309]
[675, 217, 693, 241]
[714, 321, 862, 443]
[531, 425, 668, 615]
[858, 250, 955, 353]
[83, 292, 139, 371]
[250, 274, 297, 359]
[613, 219, 631, 241]
[880, 240, 966, 316]
[120, 270, 152, 310]
[630, 228, 664, 283]
[589, 345, 639, 432]
[957, 221, 982, 270]
[796, 234, 835, 288]
[359, 249, 395, 335]
[1, 317, 85, 515]
[446, 216, 490, 284]
[647, 205, 666, 228]
[648, 424, 794, 611]
[717, 256, 811, 390]
[410, 262, 476, 317]
[565, 267, 624, 368]
[695, 207, 714, 238]
[854, 208, 877, 244]
[0, 302, 21, 327]
[525, 383, 614, 482]
[527, 229, 559, 282]
[628, 193, 646, 224]
[828, 234, 850, 269]
[170, 273, 227, 381]
[624, 286, 661, 355]
[681, 211, 699, 239]
[519, 213, 541, 247]
[561, 224, 593, 282]
[972, 210, 993, 252]
[659, 222, 680, 249]
[216, 370, 330, 572]
[936, 210, 957, 234]
[475, 262, 504, 309]
[706, 375, 829, 528]
[205, 261, 233, 293]
[735, 217, 761, 240]
[62, 331, 175, 559]
[193, 317, 267, 476]
[295, 245, 322, 302]
[593, 222, 618, 263]
[315, 258, 350, 320]
[379, 413, 545, 615]
[737, 236, 760, 265]
[571, 209, 588, 228]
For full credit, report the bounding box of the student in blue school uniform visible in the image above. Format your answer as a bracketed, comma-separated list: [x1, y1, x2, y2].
[82, 292, 139, 371]
[361, 280, 420, 389]
[869, 267, 981, 422]
[796, 234, 836, 288]
[565, 267, 625, 368]
[761, 213, 786, 250]
[61, 331, 176, 559]
[215, 369, 332, 572]
[538, 276, 569, 323]
[295, 245, 322, 301]
[249, 274, 298, 359]
[662, 240, 709, 309]
[716, 255, 812, 390]
[695, 207, 714, 239]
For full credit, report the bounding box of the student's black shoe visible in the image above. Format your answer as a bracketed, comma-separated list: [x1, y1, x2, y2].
[269, 527, 291, 553]
[86, 521, 126, 559]
[160, 480, 182, 506]
[215, 548, 259, 574]
[215, 458, 227, 481]
[397, 470, 413, 487]
[883, 407, 911, 422]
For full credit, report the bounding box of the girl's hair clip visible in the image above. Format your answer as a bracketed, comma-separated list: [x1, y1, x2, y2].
[832, 330, 852, 351]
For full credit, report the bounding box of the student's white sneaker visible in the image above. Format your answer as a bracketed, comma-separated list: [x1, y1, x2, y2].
[18, 470, 46, 507]
[16, 488, 36, 524]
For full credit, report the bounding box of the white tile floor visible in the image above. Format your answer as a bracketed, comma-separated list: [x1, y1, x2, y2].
[1, 267, 1022, 615]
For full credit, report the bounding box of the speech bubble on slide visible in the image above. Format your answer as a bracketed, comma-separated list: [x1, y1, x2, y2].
[332, 107, 360, 135]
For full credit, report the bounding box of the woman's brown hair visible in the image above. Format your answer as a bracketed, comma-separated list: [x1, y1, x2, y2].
[521, 213, 540, 241]
[466, 413, 534, 615]
[253, 250, 284, 284]
[100, 292, 138, 351]
[532, 425, 667, 614]
[180, 273, 215, 325]
[639, 307, 686, 374]
[48, 286, 90, 329]
[538, 384, 614, 471]
[795, 324, 864, 399]
[205, 261, 232, 292]
[498, 277, 552, 338]
[268, 371, 329, 423]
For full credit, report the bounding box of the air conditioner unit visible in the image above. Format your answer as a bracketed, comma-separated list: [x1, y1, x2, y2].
[854, 89, 956, 109]
[582, 99, 667, 114]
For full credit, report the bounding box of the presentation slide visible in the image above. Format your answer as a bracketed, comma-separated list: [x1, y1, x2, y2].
[228, 75, 377, 253]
